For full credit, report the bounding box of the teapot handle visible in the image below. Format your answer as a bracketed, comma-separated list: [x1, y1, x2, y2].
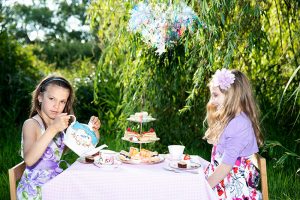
[68, 115, 76, 126]
[87, 121, 94, 131]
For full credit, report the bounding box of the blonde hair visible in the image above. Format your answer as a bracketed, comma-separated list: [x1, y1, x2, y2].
[203, 69, 264, 147]
[30, 75, 74, 118]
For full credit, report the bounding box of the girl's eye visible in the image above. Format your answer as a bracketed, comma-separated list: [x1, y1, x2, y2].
[61, 101, 66, 105]
[49, 97, 54, 100]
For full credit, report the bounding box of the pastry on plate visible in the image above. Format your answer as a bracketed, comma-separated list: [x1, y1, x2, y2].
[178, 161, 187, 168]
[119, 150, 130, 161]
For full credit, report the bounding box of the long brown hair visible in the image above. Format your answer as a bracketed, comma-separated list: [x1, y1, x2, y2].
[30, 75, 74, 118]
[203, 69, 264, 147]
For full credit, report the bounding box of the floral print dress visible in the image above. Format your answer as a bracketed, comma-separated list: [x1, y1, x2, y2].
[205, 146, 262, 200]
[17, 115, 66, 200]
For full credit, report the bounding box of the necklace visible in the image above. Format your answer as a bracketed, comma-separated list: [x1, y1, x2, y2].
[38, 114, 63, 148]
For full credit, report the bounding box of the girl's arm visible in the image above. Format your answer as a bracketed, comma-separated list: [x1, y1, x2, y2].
[22, 120, 59, 166]
[207, 163, 232, 188]
[23, 114, 70, 166]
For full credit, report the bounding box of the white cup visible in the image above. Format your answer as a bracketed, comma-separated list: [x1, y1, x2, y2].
[168, 145, 185, 160]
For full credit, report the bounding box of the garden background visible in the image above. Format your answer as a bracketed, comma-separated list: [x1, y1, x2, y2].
[0, 0, 299, 199]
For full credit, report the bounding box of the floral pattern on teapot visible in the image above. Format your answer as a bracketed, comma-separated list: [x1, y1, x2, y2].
[71, 122, 98, 147]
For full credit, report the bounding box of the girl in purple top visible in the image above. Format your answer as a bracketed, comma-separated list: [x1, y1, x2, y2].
[203, 69, 264, 199]
[17, 75, 101, 199]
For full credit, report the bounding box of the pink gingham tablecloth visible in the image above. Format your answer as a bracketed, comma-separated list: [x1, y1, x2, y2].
[42, 155, 217, 200]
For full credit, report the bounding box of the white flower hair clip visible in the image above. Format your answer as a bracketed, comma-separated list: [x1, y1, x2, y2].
[212, 68, 235, 90]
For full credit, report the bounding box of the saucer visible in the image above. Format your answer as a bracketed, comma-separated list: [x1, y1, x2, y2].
[118, 155, 165, 164]
[93, 160, 122, 169]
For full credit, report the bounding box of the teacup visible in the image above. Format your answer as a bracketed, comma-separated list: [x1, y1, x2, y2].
[95, 150, 116, 165]
[168, 145, 185, 160]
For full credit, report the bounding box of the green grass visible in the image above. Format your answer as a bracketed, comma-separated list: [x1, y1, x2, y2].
[1, 125, 299, 200]
[0, 122, 23, 199]
[267, 165, 300, 200]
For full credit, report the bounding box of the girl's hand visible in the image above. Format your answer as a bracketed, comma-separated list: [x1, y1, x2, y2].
[50, 113, 71, 133]
[89, 116, 101, 140]
[89, 116, 101, 131]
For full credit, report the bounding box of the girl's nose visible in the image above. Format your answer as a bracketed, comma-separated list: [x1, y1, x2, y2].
[53, 101, 59, 108]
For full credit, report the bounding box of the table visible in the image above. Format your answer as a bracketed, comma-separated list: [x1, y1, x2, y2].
[42, 155, 217, 200]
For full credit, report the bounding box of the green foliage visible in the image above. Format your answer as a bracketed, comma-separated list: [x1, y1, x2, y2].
[35, 40, 100, 69]
[263, 140, 300, 174]
[0, 31, 37, 199]
[3, 0, 91, 42]
[0, 32, 40, 123]
[3, 0, 100, 69]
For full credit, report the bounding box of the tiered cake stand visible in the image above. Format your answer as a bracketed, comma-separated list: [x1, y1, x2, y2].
[122, 112, 159, 151]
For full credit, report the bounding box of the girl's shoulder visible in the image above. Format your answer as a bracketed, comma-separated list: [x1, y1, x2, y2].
[23, 115, 43, 131]
[231, 112, 250, 123]
[23, 118, 40, 130]
[226, 113, 252, 134]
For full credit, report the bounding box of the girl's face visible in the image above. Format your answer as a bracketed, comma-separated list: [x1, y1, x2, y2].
[38, 84, 70, 120]
[209, 86, 225, 110]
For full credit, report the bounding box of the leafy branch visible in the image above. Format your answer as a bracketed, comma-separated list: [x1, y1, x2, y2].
[263, 140, 300, 175]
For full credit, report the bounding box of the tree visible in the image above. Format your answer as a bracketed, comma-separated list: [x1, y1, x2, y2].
[3, 0, 100, 68]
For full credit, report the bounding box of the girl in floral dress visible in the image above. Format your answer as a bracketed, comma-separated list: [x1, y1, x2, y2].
[203, 69, 264, 200]
[17, 75, 101, 199]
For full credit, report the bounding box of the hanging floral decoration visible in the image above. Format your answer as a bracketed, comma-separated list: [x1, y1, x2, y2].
[128, 2, 204, 55]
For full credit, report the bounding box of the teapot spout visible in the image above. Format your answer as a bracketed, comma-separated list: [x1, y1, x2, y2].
[81, 144, 108, 157]
[98, 144, 108, 150]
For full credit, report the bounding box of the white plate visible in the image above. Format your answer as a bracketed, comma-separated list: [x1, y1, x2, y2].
[118, 158, 142, 164]
[118, 155, 165, 164]
[93, 161, 121, 169]
[121, 137, 160, 143]
[169, 161, 201, 170]
[126, 117, 156, 123]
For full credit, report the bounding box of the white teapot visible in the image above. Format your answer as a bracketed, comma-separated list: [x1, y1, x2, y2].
[63, 115, 99, 156]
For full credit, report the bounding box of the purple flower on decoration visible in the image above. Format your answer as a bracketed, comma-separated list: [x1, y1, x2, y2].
[212, 68, 235, 90]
